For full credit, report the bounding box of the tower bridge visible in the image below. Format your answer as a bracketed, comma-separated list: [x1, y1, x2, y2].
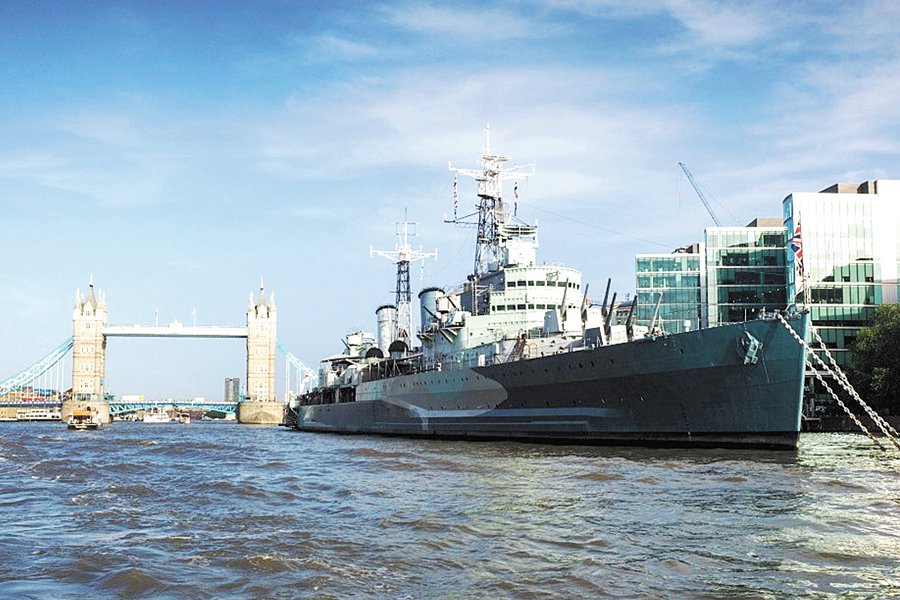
[1, 278, 316, 425]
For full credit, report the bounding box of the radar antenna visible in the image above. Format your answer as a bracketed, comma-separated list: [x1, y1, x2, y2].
[370, 210, 437, 349]
[447, 125, 534, 278]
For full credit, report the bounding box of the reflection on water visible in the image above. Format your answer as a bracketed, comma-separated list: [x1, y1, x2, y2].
[1, 423, 898, 599]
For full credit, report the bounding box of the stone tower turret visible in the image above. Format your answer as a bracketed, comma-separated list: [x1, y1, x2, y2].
[246, 282, 277, 401]
[72, 277, 107, 400]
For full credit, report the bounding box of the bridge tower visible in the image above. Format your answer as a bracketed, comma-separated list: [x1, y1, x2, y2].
[65, 277, 111, 423]
[72, 278, 107, 401]
[238, 282, 282, 424]
[246, 282, 277, 401]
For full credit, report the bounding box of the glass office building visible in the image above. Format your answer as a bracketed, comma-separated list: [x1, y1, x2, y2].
[636, 220, 787, 334]
[635, 245, 705, 334]
[783, 180, 900, 366]
[705, 219, 788, 327]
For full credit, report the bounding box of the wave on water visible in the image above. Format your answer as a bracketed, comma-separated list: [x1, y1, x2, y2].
[2, 425, 899, 599]
[345, 447, 414, 459]
[573, 470, 624, 481]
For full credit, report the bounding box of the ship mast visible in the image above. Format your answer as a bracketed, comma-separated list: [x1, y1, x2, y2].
[370, 211, 438, 349]
[448, 125, 534, 279]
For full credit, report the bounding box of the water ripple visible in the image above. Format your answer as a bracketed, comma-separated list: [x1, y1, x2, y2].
[1, 422, 899, 598]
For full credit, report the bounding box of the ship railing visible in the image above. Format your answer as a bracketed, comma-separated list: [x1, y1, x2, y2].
[418, 356, 493, 373]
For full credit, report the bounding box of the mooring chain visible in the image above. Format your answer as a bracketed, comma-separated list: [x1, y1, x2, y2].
[808, 325, 900, 441]
[776, 313, 899, 450]
[809, 368, 886, 451]
[804, 324, 900, 450]
[778, 313, 898, 447]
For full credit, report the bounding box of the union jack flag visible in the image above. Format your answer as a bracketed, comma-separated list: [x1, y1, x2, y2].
[514, 181, 518, 216]
[790, 222, 803, 276]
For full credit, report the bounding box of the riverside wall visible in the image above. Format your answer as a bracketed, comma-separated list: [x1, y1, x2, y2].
[803, 415, 900, 433]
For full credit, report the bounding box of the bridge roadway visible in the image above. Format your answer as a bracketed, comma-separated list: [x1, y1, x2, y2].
[103, 323, 248, 338]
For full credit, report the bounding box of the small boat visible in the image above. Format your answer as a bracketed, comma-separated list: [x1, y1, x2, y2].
[176, 412, 191, 424]
[67, 406, 102, 430]
[143, 408, 172, 423]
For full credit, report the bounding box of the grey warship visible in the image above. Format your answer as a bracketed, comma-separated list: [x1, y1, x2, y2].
[288, 135, 809, 450]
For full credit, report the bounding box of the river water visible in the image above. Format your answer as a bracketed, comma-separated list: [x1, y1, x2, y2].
[1, 422, 898, 599]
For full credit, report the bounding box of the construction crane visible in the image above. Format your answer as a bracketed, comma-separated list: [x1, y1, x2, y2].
[678, 162, 722, 227]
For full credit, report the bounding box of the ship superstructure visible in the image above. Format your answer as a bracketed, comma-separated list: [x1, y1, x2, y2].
[420, 126, 646, 370]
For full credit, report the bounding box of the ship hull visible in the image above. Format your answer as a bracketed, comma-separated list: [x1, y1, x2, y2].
[293, 314, 808, 450]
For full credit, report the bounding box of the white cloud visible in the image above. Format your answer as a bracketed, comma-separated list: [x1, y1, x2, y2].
[758, 59, 900, 165]
[538, 0, 779, 47]
[663, 0, 776, 47]
[264, 64, 678, 182]
[293, 33, 381, 63]
[380, 2, 544, 40]
[816, 0, 900, 55]
[540, 0, 666, 20]
[54, 110, 145, 149]
[0, 150, 70, 175]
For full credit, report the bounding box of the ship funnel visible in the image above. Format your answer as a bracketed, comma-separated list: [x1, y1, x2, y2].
[375, 305, 398, 354]
[418, 287, 443, 331]
[388, 339, 408, 359]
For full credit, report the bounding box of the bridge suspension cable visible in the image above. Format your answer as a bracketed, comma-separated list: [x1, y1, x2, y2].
[1, 337, 74, 396]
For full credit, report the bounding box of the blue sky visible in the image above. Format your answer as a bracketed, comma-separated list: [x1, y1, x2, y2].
[2, 0, 899, 401]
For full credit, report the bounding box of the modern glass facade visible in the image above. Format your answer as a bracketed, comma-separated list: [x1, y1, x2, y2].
[636, 220, 789, 334]
[635, 249, 705, 334]
[783, 180, 900, 366]
[705, 224, 788, 326]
